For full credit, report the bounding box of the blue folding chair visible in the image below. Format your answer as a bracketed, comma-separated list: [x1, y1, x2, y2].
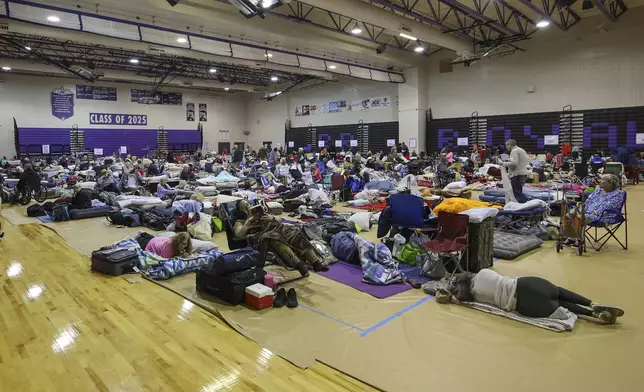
[389, 193, 437, 232]
[584, 191, 627, 251]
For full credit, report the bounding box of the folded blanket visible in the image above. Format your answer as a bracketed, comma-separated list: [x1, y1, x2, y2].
[115, 196, 164, 209]
[457, 301, 577, 332]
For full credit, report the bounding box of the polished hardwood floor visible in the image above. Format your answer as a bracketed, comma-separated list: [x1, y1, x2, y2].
[0, 222, 376, 392]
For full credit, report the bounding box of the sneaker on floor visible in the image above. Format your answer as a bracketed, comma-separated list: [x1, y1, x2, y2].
[591, 304, 624, 318]
[286, 288, 298, 308]
[593, 310, 616, 324]
[273, 288, 287, 308]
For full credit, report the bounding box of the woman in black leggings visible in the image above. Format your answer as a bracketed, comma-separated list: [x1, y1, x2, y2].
[445, 269, 624, 324]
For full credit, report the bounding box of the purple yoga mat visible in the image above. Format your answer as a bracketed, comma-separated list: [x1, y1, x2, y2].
[317, 262, 412, 299]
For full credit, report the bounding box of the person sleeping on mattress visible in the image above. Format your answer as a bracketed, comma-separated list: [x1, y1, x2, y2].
[438, 269, 624, 324]
[138, 232, 193, 258]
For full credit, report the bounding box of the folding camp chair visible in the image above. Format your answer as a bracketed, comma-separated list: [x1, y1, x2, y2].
[584, 190, 627, 251]
[421, 212, 470, 274]
[389, 193, 437, 233]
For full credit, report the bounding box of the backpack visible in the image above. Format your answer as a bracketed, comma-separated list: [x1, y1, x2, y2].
[209, 248, 262, 275]
[51, 205, 70, 222]
[140, 210, 174, 231]
[107, 211, 138, 227]
[27, 203, 46, 217]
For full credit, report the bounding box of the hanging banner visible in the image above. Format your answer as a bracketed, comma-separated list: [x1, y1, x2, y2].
[328, 100, 346, 113]
[89, 113, 147, 126]
[637, 133, 644, 144]
[94, 148, 104, 156]
[51, 87, 74, 120]
[120, 146, 127, 154]
[352, 99, 371, 111]
[318, 140, 325, 147]
[310, 104, 318, 115]
[76, 85, 117, 101]
[42, 145, 50, 154]
[186, 103, 195, 121]
[350, 140, 358, 147]
[295, 106, 302, 116]
[544, 135, 559, 145]
[288, 141, 294, 147]
[302, 105, 310, 116]
[386, 139, 396, 147]
[199, 103, 208, 121]
[335, 140, 342, 147]
[370, 96, 391, 109]
[409, 138, 417, 149]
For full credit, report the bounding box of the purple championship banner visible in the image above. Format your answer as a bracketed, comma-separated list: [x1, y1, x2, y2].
[89, 113, 148, 126]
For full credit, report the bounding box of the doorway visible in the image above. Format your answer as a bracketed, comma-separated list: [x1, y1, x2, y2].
[217, 142, 231, 154]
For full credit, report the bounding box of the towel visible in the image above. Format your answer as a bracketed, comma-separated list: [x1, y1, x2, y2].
[457, 301, 578, 332]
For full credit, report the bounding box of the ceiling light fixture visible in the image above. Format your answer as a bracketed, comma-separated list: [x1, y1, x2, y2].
[271, 76, 278, 82]
[47, 15, 61, 23]
[414, 45, 425, 53]
[265, 53, 273, 58]
[262, 0, 272, 8]
[328, 65, 337, 70]
[1, 66, 11, 71]
[25, 46, 32, 51]
[225, 87, 230, 91]
[351, 24, 362, 35]
[209, 68, 217, 73]
[536, 20, 550, 28]
[176, 37, 187, 43]
[399, 32, 418, 41]
[129, 58, 139, 64]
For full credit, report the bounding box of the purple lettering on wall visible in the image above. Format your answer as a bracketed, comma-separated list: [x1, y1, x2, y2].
[486, 127, 512, 146]
[583, 123, 618, 149]
[438, 128, 459, 149]
[318, 133, 332, 147]
[523, 126, 543, 149]
[339, 132, 355, 148]
[625, 121, 643, 146]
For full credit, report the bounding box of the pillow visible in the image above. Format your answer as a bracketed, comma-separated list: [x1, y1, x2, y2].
[348, 212, 372, 232]
[445, 181, 466, 190]
[460, 207, 499, 223]
[191, 239, 218, 253]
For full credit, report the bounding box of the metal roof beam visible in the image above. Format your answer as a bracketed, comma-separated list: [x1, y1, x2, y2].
[515, 0, 581, 31]
[438, 0, 520, 36]
[593, 0, 628, 22]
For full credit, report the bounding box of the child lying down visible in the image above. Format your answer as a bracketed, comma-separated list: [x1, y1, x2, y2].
[436, 269, 624, 325]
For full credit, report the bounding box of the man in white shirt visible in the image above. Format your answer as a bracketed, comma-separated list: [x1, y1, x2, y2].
[503, 139, 529, 203]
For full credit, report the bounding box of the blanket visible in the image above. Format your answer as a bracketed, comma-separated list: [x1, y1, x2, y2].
[112, 237, 221, 280]
[457, 301, 577, 332]
[115, 195, 164, 209]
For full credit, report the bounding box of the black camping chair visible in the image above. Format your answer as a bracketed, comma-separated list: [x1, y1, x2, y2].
[219, 203, 249, 250]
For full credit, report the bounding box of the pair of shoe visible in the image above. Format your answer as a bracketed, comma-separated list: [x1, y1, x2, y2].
[591, 303, 625, 324]
[273, 288, 298, 308]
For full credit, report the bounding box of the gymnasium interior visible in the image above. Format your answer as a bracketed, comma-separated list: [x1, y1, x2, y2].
[0, 0, 643, 391]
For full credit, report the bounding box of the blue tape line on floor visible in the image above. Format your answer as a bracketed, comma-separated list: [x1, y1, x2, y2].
[493, 257, 500, 263]
[360, 295, 434, 337]
[300, 304, 365, 332]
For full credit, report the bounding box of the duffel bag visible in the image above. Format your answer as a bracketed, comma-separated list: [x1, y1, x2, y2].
[196, 264, 265, 305]
[27, 203, 46, 217]
[210, 248, 262, 275]
[282, 200, 304, 213]
[141, 210, 173, 231]
[51, 204, 70, 222]
[107, 211, 136, 226]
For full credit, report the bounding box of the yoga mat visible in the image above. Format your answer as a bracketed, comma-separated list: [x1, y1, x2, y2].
[399, 265, 431, 284]
[317, 261, 412, 299]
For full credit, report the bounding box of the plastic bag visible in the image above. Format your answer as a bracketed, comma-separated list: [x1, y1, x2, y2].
[500, 167, 517, 204]
[188, 213, 213, 241]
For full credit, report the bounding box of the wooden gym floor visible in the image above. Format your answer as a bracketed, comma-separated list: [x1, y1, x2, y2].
[1, 186, 643, 392]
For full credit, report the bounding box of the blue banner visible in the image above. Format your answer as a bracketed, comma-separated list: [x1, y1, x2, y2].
[89, 113, 148, 126]
[76, 85, 117, 101]
[51, 87, 75, 120]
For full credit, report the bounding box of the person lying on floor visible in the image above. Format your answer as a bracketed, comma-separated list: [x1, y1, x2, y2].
[584, 174, 624, 223]
[439, 269, 624, 324]
[233, 200, 328, 276]
[137, 232, 193, 258]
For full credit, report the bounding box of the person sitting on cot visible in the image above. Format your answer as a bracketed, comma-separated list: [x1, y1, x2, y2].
[437, 269, 624, 324]
[156, 177, 177, 199]
[233, 201, 328, 276]
[138, 232, 192, 258]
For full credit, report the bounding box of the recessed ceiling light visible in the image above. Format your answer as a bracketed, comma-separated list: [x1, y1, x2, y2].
[176, 37, 187, 43]
[224, 87, 230, 91]
[351, 24, 362, 35]
[328, 65, 337, 70]
[536, 20, 550, 28]
[399, 32, 418, 41]
[414, 45, 425, 53]
[265, 53, 273, 58]
[262, 0, 272, 8]
[25, 46, 32, 51]
[1, 66, 11, 71]
[271, 76, 278, 82]
[129, 58, 139, 64]
[209, 68, 217, 73]
[47, 15, 61, 23]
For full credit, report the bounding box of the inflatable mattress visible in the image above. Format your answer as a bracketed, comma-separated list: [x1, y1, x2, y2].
[493, 230, 543, 260]
[69, 206, 114, 220]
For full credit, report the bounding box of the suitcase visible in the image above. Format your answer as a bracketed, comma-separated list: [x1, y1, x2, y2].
[91, 248, 139, 276]
[196, 266, 265, 305]
[463, 217, 495, 272]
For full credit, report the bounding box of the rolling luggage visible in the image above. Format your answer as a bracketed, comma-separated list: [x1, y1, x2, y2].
[196, 265, 265, 305]
[91, 248, 139, 276]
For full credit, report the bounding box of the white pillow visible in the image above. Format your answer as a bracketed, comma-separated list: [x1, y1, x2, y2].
[348, 212, 372, 232]
[445, 181, 466, 190]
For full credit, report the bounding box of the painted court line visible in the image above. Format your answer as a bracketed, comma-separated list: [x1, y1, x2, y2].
[300, 304, 365, 332]
[360, 295, 434, 337]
